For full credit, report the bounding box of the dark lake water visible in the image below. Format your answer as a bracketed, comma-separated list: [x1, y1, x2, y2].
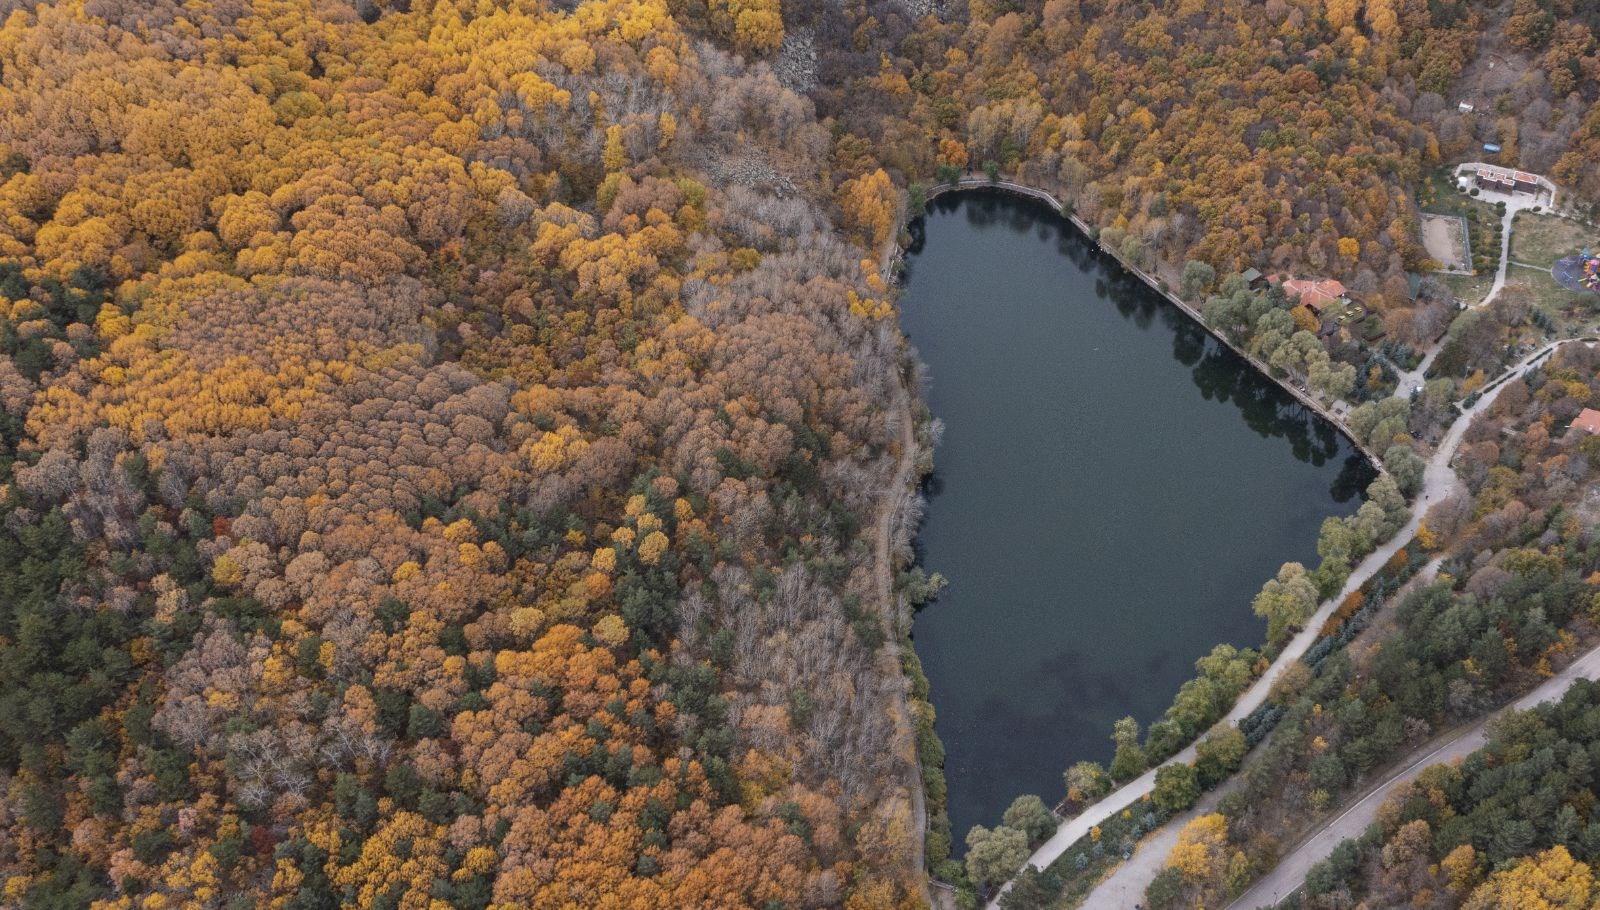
[901, 190, 1375, 848]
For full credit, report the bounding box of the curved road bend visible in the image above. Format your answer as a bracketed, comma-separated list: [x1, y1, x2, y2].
[1400, 167, 1564, 395]
[985, 340, 1574, 910]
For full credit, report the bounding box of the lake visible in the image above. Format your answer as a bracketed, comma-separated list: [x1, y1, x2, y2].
[901, 190, 1375, 849]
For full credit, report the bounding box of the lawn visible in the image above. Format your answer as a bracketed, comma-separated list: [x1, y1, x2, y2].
[1437, 270, 1495, 307]
[1509, 211, 1597, 266]
[1505, 262, 1600, 337]
[1427, 165, 1484, 219]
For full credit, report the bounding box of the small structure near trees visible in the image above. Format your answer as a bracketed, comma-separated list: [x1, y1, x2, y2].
[1571, 408, 1600, 436]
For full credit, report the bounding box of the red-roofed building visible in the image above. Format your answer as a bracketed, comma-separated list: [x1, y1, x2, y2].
[1280, 277, 1349, 313]
[1572, 408, 1600, 436]
[1475, 166, 1540, 196]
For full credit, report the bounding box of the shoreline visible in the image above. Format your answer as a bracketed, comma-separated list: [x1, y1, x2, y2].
[903, 178, 1388, 474]
[877, 179, 1589, 907]
[874, 177, 1388, 900]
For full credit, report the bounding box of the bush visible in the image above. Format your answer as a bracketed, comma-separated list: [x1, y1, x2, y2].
[964, 825, 1030, 887]
[1194, 728, 1247, 787]
[907, 182, 927, 217]
[998, 864, 1063, 910]
[1064, 761, 1112, 805]
[1146, 867, 1185, 909]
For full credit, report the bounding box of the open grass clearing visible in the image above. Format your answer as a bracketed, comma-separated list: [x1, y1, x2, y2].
[1506, 262, 1600, 336]
[1437, 270, 1494, 307]
[1509, 210, 1596, 265]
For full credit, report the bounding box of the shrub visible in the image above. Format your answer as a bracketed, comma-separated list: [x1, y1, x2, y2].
[1152, 764, 1200, 812]
[1146, 867, 1185, 909]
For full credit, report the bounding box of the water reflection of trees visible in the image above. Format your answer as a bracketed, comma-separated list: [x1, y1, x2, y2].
[1034, 195, 1373, 501]
[929, 190, 1379, 503]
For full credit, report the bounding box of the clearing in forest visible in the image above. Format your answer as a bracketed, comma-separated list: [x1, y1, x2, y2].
[1510, 210, 1596, 266]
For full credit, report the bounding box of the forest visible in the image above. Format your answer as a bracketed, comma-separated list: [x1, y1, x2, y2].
[0, 1, 926, 907]
[0, 0, 1597, 908]
[1300, 677, 1600, 910]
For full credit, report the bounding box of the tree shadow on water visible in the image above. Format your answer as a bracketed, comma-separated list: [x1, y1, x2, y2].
[1170, 316, 1209, 368]
[1329, 454, 1376, 503]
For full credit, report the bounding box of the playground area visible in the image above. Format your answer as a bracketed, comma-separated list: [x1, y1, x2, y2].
[1420, 212, 1471, 272]
[1553, 251, 1600, 294]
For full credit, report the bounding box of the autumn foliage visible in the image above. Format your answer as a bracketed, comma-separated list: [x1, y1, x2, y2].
[0, 1, 927, 907]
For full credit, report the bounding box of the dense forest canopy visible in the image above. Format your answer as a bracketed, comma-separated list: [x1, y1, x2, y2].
[807, 0, 1599, 307]
[0, 1, 926, 907]
[0, 0, 1596, 908]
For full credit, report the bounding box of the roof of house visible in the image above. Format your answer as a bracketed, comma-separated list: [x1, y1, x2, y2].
[1574, 408, 1600, 435]
[1407, 272, 1424, 298]
[1241, 267, 1263, 282]
[1282, 277, 1348, 311]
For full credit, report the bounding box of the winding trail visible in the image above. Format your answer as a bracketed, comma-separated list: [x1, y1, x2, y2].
[1452, 163, 1551, 311]
[1396, 167, 1544, 396]
[876, 368, 934, 904]
[1213, 340, 1578, 910]
[896, 177, 1388, 910]
[1081, 557, 1443, 909]
[1052, 166, 1575, 909]
[984, 432, 1429, 907]
[1483, 204, 1519, 307]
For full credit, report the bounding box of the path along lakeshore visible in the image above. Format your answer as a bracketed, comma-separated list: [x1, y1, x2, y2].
[875, 178, 1576, 909]
[1076, 342, 1581, 910]
[910, 178, 1388, 472]
[1053, 161, 1582, 906]
[870, 175, 1396, 907]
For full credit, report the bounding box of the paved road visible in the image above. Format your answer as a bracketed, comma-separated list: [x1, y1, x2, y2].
[1058, 342, 1575, 909]
[1393, 342, 1441, 398]
[1396, 166, 1551, 397]
[1081, 563, 1445, 909]
[982, 262, 1560, 910]
[959, 171, 1571, 909]
[1230, 642, 1600, 909]
[985, 426, 1440, 908]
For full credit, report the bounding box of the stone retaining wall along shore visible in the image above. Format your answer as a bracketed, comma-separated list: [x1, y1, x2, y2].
[896, 178, 1388, 474]
[876, 177, 1390, 904]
